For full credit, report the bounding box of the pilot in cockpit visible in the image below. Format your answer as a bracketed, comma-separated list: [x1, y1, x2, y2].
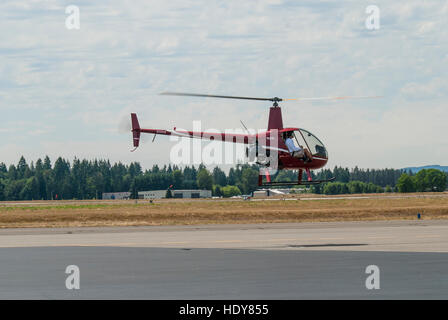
[284, 131, 313, 163]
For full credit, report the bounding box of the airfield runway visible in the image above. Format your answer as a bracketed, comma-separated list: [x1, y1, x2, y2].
[0, 220, 447, 299]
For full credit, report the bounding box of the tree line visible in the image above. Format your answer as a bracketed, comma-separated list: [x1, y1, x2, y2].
[311, 169, 447, 195]
[0, 156, 262, 200]
[0, 156, 446, 201]
[396, 169, 447, 192]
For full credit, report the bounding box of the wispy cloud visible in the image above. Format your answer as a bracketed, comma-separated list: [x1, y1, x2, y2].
[0, 0, 447, 169]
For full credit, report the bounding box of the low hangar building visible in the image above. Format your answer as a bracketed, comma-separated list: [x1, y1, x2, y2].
[138, 189, 212, 199]
[102, 190, 212, 200]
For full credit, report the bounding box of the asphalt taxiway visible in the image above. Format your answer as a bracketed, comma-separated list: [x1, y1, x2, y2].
[0, 220, 447, 299]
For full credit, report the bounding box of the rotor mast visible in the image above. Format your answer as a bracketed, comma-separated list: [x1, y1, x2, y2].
[267, 97, 283, 130]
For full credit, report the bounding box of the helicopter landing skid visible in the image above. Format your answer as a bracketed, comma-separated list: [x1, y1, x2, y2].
[260, 177, 335, 187]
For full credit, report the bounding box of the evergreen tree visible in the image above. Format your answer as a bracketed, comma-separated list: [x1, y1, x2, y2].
[8, 165, 17, 180]
[213, 185, 222, 197]
[130, 179, 138, 199]
[241, 167, 259, 194]
[17, 156, 28, 179]
[0, 180, 5, 201]
[43, 156, 52, 170]
[212, 167, 227, 186]
[172, 170, 183, 189]
[197, 168, 213, 190]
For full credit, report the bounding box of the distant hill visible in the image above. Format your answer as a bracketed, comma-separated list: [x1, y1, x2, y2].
[402, 165, 448, 173]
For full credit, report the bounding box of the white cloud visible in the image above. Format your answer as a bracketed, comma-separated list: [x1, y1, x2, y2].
[0, 0, 447, 170]
[400, 78, 447, 99]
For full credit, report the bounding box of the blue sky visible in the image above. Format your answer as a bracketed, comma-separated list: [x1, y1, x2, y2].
[0, 0, 447, 170]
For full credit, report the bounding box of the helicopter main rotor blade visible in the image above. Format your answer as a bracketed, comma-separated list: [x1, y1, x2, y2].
[283, 96, 382, 101]
[160, 92, 382, 103]
[160, 92, 281, 102]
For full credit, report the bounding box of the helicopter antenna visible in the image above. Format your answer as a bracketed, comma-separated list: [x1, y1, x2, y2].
[240, 120, 249, 133]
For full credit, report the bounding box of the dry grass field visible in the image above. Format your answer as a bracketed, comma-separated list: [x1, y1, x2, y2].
[0, 193, 448, 228]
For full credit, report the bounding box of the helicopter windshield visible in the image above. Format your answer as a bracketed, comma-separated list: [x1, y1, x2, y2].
[297, 129, 328, 159]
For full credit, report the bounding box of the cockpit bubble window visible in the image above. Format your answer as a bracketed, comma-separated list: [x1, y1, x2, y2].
[298, 129, 328, 158]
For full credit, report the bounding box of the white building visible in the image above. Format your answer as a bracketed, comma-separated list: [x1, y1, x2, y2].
[173, 189, 211, 199]
[137, 190, 166, 199]
[252, 189, 294, 198]
[103, 190, 212, 200]
[139, 189, 212, 199]
[102, 192, 131, 200]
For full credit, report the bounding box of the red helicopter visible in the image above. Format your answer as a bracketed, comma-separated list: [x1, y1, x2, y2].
[130, 92, 378, 186]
